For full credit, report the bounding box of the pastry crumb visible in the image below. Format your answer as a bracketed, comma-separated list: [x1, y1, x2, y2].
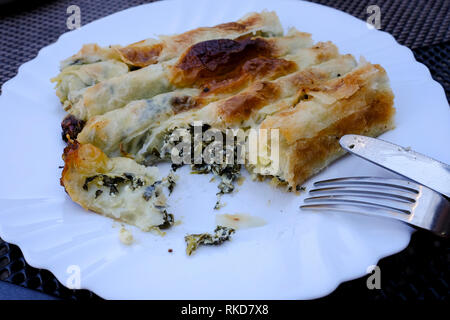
[119, 227, 134, 245]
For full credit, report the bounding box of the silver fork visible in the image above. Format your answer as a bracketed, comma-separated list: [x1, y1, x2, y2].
[300, 176, 450, 237]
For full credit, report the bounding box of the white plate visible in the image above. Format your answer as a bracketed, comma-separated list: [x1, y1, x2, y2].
[0, 0, 449, 300]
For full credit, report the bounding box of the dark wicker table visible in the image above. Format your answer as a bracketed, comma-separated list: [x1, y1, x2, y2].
[0, 0, 448, 300]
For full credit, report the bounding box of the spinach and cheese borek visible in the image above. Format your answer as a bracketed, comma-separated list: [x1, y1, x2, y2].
[56, 11, 395, 233]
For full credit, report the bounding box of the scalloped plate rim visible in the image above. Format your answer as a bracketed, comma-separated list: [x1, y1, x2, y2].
[0, 0, 448, 299]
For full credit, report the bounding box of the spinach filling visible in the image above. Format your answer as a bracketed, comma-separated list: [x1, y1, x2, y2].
[82, 173, 145, 195]
[66, 58, 101, 67]
[158, 124, 243, 208]
[184, 226, 235, 256]
[166, 172, 177, 195]
[141, 181, 174, 229]
[82, 173, 174, 230]
[158, 210, 175, 230]
[142, 181, 162, 201]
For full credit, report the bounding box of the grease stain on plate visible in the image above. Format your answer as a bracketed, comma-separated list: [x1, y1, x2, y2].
[215, 213, 266, 230]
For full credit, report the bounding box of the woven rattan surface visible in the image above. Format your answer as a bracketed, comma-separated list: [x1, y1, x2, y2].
[0, 0, 448, 300]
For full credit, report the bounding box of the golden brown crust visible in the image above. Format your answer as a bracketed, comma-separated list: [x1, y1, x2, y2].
[61, 142, 109, 205]
[214, 22, 248, 32]
[311, 42, 338, 62]
[200, 57, 297, 97]
[61, 142, 108, 178]
[169, 38, 276, 87]
[286, 82, 395, 187]
[310, 63, 386, 100]
[216, 67, 330, 123]
[116, 11, 281, 67]
[217, 81, 281, 122]
[170, 95, 199, 114]
[260, 63, 390, 144]
[116, 43, 164, 67]
[60, 44, 122, 69]
[61, 28, 318, 121]
[60, 141, 80, 188]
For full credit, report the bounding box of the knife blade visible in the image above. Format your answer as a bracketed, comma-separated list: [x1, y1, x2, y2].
[339, 134, 450, 198]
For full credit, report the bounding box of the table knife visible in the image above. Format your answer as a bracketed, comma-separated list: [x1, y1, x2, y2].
[339, 134, 450, 198]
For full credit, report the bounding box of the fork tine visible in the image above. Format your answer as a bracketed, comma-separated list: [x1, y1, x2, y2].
[300, 202, 411, 222]
[313, 176, 420, 194]
[302, 177, 450, 237]
[309, 186, 417, 203]
[301, 177, 419, 222]
[303, 196, 412, 214]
